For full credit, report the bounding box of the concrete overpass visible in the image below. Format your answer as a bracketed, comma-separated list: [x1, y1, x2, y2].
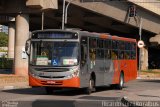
[0, 0, 160, 76]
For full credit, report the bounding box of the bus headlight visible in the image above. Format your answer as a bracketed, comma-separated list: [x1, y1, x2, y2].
[29, 68, 41, 79]
[68, 66, 79, 78]
[29, 68, 36, 75]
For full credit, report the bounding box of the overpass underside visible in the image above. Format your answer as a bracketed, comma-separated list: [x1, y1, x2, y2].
[0, 0, 160, 75]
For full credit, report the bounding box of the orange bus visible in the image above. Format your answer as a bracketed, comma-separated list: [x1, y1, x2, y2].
[25, 29, 137, 94]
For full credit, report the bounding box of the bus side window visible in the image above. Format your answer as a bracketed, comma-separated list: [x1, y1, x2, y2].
[124, 51, 130, 59]
[119, 51, 124, 59]
[131, 43, 136, 59]
[105, 49, 111, 59]
[111, 50, 118, 60]
[112, 40, 118, 49]
[131, 51, 136, 59]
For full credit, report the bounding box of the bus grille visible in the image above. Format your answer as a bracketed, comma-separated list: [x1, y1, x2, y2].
[39, 76, 65, 78]
[34, 68, 69, 72]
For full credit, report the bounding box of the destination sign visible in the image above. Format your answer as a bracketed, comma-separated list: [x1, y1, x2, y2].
[32, 31, 78, 39]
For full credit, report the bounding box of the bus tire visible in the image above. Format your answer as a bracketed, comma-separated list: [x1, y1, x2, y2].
[86, 78, 95, 94]
[117, 73, 124, 90]
[45, 87, 53, 94]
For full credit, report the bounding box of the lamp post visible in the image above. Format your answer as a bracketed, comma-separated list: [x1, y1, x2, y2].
[62, 0, 66, 30]
[139, 17, 142, 41]
[62, 0, 75, 29]
[138, 17, 143, 71]
[128, 5, 143, 71]
[41, 12, 44, 30]
[65, 0, 75, 24]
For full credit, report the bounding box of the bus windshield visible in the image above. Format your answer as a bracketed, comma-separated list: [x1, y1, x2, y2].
[30, 41, 79, 67]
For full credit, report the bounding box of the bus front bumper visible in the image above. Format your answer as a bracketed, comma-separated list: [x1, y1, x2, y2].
[29, 74, 80, 88]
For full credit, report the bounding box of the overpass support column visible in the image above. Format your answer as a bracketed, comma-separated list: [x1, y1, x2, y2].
[14, 14, 29, 76]
[141, 47, 148, 70]
[8, 22, 15, 58]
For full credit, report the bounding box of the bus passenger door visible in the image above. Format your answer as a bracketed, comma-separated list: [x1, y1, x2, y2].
[80, 37, 89, 87]
[90, 39, 105, 86]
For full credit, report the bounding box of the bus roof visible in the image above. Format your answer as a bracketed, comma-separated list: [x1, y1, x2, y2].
[77, 30, 136, 42]
[31, 29, 136, 42]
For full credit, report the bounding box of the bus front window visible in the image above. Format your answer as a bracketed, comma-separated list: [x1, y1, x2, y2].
[30, 42, 79, 66]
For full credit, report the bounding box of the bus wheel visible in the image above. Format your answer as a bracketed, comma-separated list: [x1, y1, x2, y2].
[86, 78, 95, 94]
[45, 87, 53, 94]
[117, 73, 124, 90]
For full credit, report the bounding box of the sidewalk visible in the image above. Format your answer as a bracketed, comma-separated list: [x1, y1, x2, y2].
[137, 70, 160, 80]
[124, 89, 160, 101]
[0, 74, 30, 90]
[123, 89, 160, 107]
[124, 73, 160, 106]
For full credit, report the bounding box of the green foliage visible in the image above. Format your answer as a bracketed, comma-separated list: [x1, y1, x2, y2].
[141, 70, 160, 74]
[0, 57, 13, 69]
[0, 49, 7, 52]
[0, 32, 8, 47]
[141, 69, 152, 72]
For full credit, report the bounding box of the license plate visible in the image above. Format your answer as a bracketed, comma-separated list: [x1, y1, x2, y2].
[47, 81, 56, 84]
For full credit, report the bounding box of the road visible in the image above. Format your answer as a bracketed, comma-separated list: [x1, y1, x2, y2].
[0, 79, 160, 107]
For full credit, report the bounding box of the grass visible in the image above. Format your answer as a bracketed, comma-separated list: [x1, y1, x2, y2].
[140, 70, 160, 74]
[139, 70, 160, 78]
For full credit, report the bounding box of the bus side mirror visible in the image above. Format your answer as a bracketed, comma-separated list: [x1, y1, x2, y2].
[22, 47, 27, 59]
[25, 38, 31, 56]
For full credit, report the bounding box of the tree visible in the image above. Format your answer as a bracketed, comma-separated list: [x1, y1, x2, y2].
[0, 32, 8, 47]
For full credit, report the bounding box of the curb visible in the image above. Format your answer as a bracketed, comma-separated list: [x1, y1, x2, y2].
[121, 97, 160, 107]
[0, 85, 31, 90]
[137, 77, 160, 80]
[121, 97, 141, 107]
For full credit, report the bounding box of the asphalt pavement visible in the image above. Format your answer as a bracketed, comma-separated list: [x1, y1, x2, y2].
[0, 75, 160, 107]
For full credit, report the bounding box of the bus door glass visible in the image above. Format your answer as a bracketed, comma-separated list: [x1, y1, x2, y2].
[89, 38, 104, 85]
[89, 38, 97, 70]
[80, 36, 89, 86]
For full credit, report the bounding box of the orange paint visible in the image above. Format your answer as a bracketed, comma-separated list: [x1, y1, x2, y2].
[29, 74, 80, 88]
[100, 34, 108, 39]
[112, 60, 120, 84]
[112, 59, 137, 84]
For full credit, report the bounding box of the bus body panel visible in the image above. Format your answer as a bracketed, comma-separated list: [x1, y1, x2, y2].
[79, 61, 90, 88]
[129, 60, 137, 80]
[94, 59, 105, 86]
[103, 60, 115, 85]
[112, 60, 121, 84]
[112, 59, 137, 84]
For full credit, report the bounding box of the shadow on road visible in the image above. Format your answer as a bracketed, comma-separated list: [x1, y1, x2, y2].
[2, 87, 87, 96]
[31, 96, 122, 107]
[139, 79, 160, 83]
[2, 85, 126, 96]
[3, 87, 45, 95]
[32, 100, 75, 107]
